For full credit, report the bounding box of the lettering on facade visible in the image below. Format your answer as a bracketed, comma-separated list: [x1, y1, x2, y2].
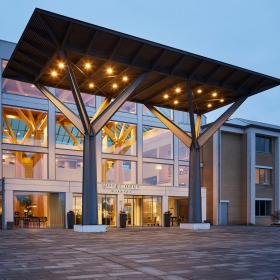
[102, 183, 139, 194]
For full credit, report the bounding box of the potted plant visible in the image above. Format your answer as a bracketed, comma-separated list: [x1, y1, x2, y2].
[164, 211, 172, 227]
[119, 210, 127, 228]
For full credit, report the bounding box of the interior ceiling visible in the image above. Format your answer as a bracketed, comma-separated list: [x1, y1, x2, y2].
[3, 8, 280, 114]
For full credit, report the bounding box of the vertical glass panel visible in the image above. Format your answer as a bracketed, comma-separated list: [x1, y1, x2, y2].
[143, 196, 161, 226]
[2, 107, 48, 147]
[143, 126, 173, 159]
[178, 140, 190, 161]
[179, 165, 189, 187]
[168, 197, 188, 224]
[2, 60, 45, 98]
[102, 121, 137, 155]
[14, 191, 65, 228]
[56, 155, 82, 181]
[143, 163, 173, 186]
[143, 105, 172, 119]
[3, 151, 48, 179]
[55, 88, 95, 107]
[56, 114, 83, 150]
[119, 102, 136, 114]
[102, 159, 136, 184]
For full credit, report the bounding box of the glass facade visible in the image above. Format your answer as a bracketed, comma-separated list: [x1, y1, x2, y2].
[143, 163, 173, 186]
[3, 151, 48, 179]
[124, 195, 162, 226]
[102, 159, 136, 184]
[56, 155, 83, 181]
[14, 191, 65, 228]
[178, 140, 190, 161]
[143, 105, 172, 119]
[255, 168, 272, 185]
[256, 136, 272, 153]
[179, 165, 189, 187]
[168, 197, 188, 225]
[143, 126, 173, 159]
[102, 121, 137, 156]
[2, 107, 48, 147]
[56, 114, 83, 150]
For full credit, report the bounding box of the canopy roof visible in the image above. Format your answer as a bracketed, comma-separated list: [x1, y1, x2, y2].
[3, 8, 280, 114]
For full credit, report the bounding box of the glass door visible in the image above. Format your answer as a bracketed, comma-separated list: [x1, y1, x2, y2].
[124, 197, 133, 226]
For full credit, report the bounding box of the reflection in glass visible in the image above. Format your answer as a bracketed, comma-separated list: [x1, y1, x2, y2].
[55, 88, 95, 107]
[3, 150, 48, 179]
[14, 191, 65, 228]
[143, 126, 173, 159]
[119, 101, 136, 114]
[2, 107, 48, 147]
[2, 60, 44, 98]
[143, 105, 172, 119]
[179, 165, 189, 187]
[102, 121, 136, 155]
[178, 140, 190, 161]
[102, 159, 136, 184]
[73, 194, 116, 226]
[143, 163, 173, 186]
[56, 114, 83, 150]
[56, 155, 82, 181]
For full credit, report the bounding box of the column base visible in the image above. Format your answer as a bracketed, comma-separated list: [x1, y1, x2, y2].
[74, 225, 107, 233]
[180, 223, 210, 230]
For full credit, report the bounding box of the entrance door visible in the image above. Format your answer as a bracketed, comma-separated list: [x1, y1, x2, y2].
[220, 202, 229, 225]
[124, 198, 134, 226]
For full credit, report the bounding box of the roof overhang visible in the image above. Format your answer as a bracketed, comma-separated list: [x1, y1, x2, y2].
[3, 8, 280, 114]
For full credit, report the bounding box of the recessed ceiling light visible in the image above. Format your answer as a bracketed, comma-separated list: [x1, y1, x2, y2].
[107, 67, 114, 75]
[89, 82, 95, 89]
[174, 100, 179, 105]
[112, 83, 118, 89]
[84, 62, 92, 70]
[175, 87, 181, 93]
[212, 92, 218, 97]
[163, 94, 169, 99]
[50, 70, 58, 78]
[207, 103, 212, 108]
[197, 89, 202, 94]
[122, 75, 128, 82]
[220, 98, 225, 103]
[58, 62, 65, 69]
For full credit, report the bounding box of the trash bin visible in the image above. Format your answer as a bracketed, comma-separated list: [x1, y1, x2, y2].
[67, 211, 75, 229]
[119, 212, 127, 228]
[164, 211, 171, 227]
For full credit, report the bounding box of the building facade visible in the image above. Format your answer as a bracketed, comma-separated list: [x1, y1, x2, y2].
[203, 118, 280, 226]
[0, 39, 208, 229]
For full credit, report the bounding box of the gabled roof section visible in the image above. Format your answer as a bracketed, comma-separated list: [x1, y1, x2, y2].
[3, 8, 280, 114]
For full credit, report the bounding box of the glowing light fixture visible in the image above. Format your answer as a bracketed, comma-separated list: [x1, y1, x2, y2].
[58, 61, 65, 69]
[106, 67, 114, 75]
[197, 88, 202, 94]
[112, 83, 118, 89]
[220, 98, 225, 103]
[174, 100, 179, 105]
[122, 75, 128, 82]
[84, 62, 92, 70]
[163, 94, 169, 99]
[207, 103, 212, 108]
[155, 164, 162, 170]
[30, 84, 35, 88]
[175, 87, 181, 93]
[212, 91, 218, 97]
[89, 82, 95, 89]
[50, 70, 58, 78]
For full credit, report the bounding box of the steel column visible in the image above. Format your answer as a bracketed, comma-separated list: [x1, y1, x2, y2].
[82, 133, 98, 225]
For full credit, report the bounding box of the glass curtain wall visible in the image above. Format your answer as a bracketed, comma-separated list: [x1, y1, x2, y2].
[143, 163, 173, 186]
[56, 155, 83, 181]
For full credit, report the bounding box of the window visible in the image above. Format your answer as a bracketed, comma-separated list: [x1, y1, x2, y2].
[3, 150, 48, 179]
[179, 165, 189, 187]
[102, 121, 137, 156]
[143, 126, 173, 159]
[56, 155, 83, 181]
[143, 105, 172, 119]
[100, 97, 136, 114]
[143, 163, 173, 186]
[102, 159, 136, 184]
[255, 168, 272, 185]
[178, 140, 190, 161]
[256, 136, 272, 153]
[2, 107, 48, 147]
[2, 60, 44, 98]
[56, 114, 83, 150]
[255, 200, 272, 216]
[55, 88, 95, 107]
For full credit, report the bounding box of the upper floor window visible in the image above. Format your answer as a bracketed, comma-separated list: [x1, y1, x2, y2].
[255, 200, 272, 216]
[255, 168, 272, 185]
[256, 136, 272, 153]
[56, 114, 83, 150]
[143, 126, 173, 159]
[102, 121, 137, 156]
[143, 105, 172, 119]
[56, 155, 82, 181]
[2, 106, 48, 147]
[178, 139, 190, 161]
[2, 60, 45, 98]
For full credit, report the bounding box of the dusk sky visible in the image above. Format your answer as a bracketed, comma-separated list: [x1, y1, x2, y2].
[1, 0, 279, 124]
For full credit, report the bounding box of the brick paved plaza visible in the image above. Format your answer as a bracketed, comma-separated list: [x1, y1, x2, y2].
[0, 226, 279, 280]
